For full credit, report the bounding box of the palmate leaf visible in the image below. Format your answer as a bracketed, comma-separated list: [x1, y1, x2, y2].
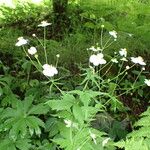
[46, 94, 75, 111]
[1, 93, 18, 108]
[0, 137, 31, 150]
[52, 138, 70, 149]
[73, 104, 84, 124]
[23, 95, 34, 113]
[9, 119, 27, 138]
[1, 95, 46, 138]
[68, 90, 100, 106]
[81, 106, 99, 121]
[25, 116, 45, 135]
[27, 103, 49, 115]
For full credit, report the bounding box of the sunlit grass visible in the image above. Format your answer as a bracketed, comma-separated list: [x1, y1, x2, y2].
[0, 0, 44, 7]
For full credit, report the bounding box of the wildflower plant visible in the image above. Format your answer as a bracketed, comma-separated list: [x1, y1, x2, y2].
[15, 21, 60, 93]
[12, 22, 150, 150]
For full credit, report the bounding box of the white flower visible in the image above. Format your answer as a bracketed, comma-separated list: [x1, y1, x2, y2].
[89, 130, 97, 144]
[109, 30, 117, 39]
[32, 34, 36, 37]
[126, 66, 130, 70]
[64, 119, 72, 128]
[38, 21, 52, 27]
[142, 67, 145, 71]
[28, 47, 37, 55]
[144, 79, 150, 86]
[111, 58, 118, 63]
[119, 48, 127, 57]
[102, 138, 110, 147]
[131, 56, 146, 66]
[56, 54, 60, 58]
[89, 53, 106, 66]
[15, 37, 28, 46]
[64, 119, 78, 128]
[42, 64, 58, 77]
[101, 24, 105, 28]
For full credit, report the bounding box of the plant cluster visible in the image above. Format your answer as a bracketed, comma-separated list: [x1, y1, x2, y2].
[0, 20, 149, 150]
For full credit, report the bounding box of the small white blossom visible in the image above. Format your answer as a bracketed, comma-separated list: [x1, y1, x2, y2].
[89, 53, 106, 66]
[38, 21, 52, 27]
[42, 64, 58, 77]
[28, 47, 37, 55]
[119, 48, 127, 57]
[144, 79, 150, 86]
[102, 138, 110, 147]
[111, 58, 118, 63]
[101, 24, 104, 28]
[64, 119, 78, 128]
[126, 66, 130, 70]
[109, 30, 117, 39]
[32, 34, 36, 37]
[15, 37, 28, 46]
[64, 119, 72, 128]
[142, 67, 145, 71]
[131, 56, 146, 66]
[56, 54, 60, 58]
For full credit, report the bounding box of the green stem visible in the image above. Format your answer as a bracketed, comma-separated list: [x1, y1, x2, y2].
[44, 27, 48, 64]
[101, 63, 113, 78]
[35, 55, 42, 67]
[118, 84, 145, 97]
[103, 40, 115, 50]
[110, 64, 135, 83]
[132, 68, 143, 88]
[102, 37, 111, 50]
[101, 27, 103, 49]
[51, 80, 63, 94]
[83, 80, 89, 91]
[35, 36, 44, 47]
[22, 46, 42, 73]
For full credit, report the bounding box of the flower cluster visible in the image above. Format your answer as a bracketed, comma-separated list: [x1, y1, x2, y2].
[131, 56, 146, 66]
[109, 30, 117, 39]
[89, 53, 106, 66]
[38, 21, 52, 27]
[144, 79, 150, 86]
[42, 64, 58, 77]
[28, 47, 37, 55]
[119, 48, 127, 57]
[15, 21, 59, 78]
[15, 37, 28, 46]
